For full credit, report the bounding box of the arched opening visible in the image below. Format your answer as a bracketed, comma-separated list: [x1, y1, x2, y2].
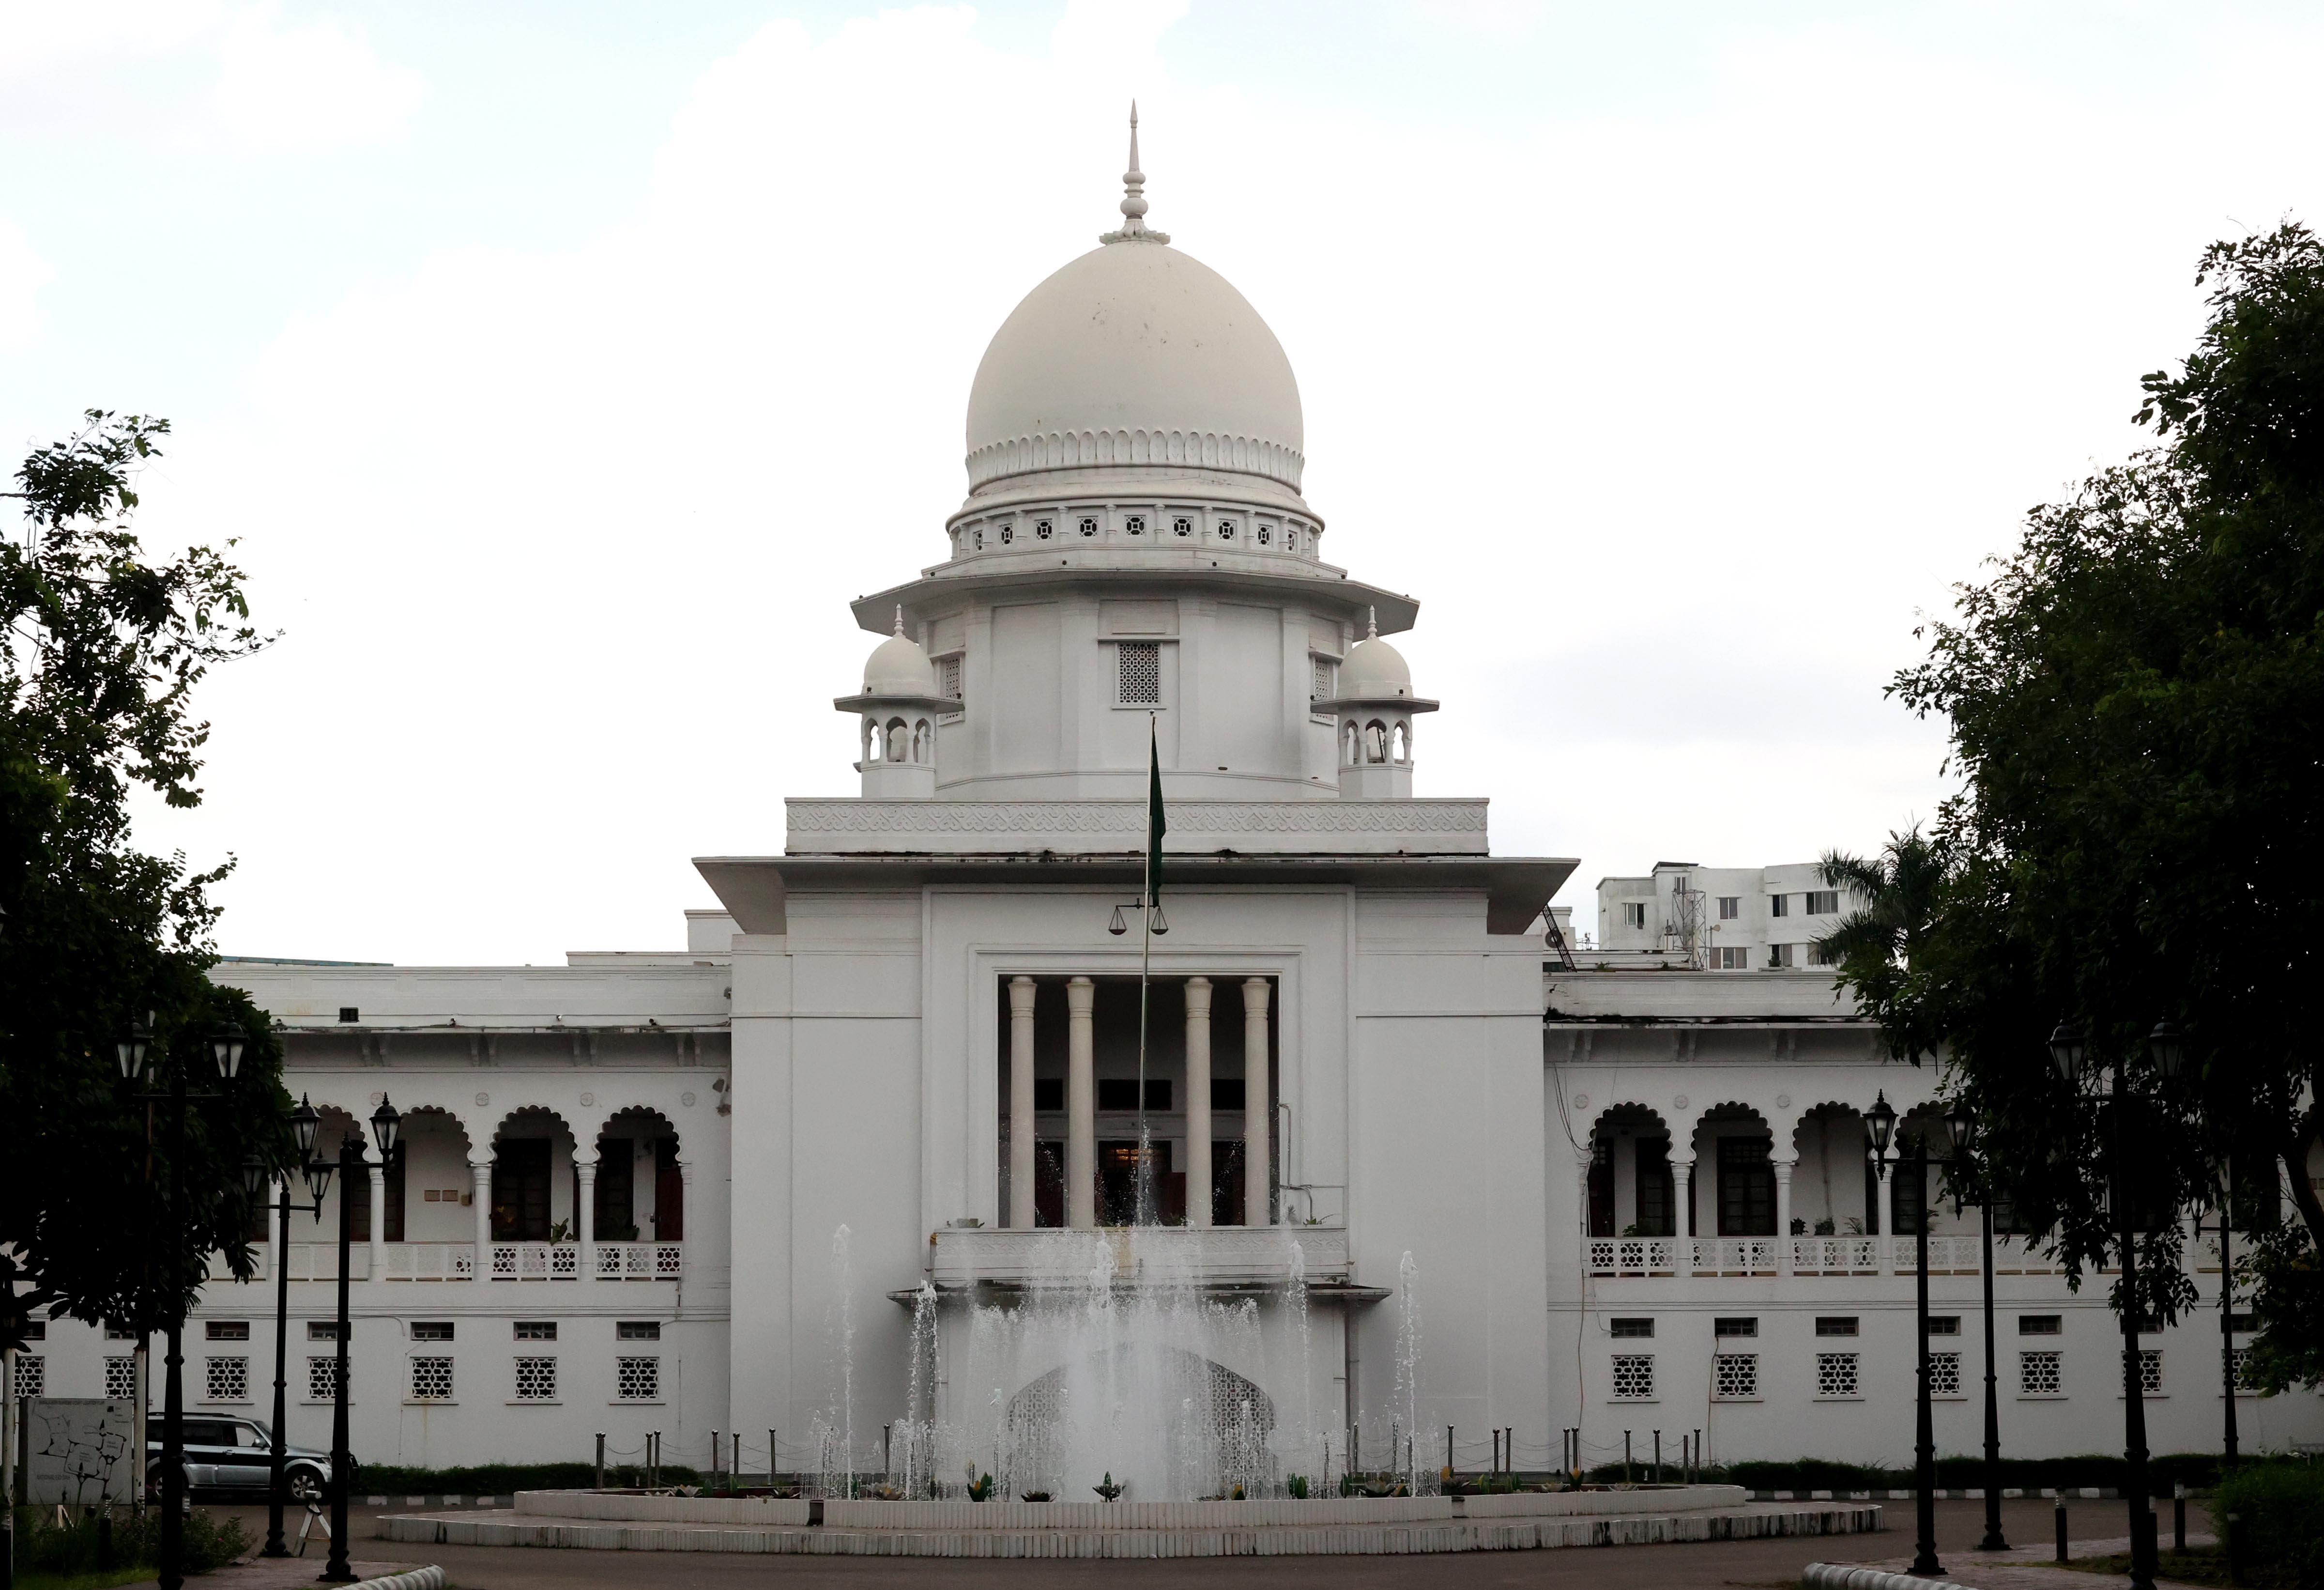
[1792, 1103, 1876, 1240]
[1341, 720, 1359, 767]
[1693, 1104, 1777, 1237]
[1587, 1104, 1675, 1238]
[1003, 1346, 1275, 1499]
[385, 1105, 470, 1250]
[862, 715, 880, 762]
[594, 1108, 684, 1275]
[885, 717, 909, 763]
[488, 1107, 579, 1247]
[1391, 720, 1410, 765]
[912, 718, 932, 763]
[1362, 720, 1389, 764]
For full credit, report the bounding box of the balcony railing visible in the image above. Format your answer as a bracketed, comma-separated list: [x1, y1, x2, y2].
[383, 1243, 476, 1281]
[592, 1241, 683, 1281]
[1585, 1234, 2064, 1279]
[489, 1241, 581, 1280]
[282, 1244, 372, 1281]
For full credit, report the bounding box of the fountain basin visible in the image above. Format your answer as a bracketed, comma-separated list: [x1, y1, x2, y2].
[924, 1225, 1357, 1289]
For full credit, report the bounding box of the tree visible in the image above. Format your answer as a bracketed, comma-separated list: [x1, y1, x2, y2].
[0, 410, 290, 1354]
[1846, 223, 2324, 1385]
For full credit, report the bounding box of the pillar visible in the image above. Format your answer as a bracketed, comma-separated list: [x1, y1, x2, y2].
[368, 1163, 388, 1279]
[1009, 977, 1039, 1229]
[576, 1158, 598, 1279]
[1185, 978, 1214, 1229]
[1067, 976, 1095, 1229]
[1774, 1158, 1795, 1275]
[1242, 978, 1271, 1228]
[472, 1158, 494, 1282]
[677, 1160, 694, 1283]
[1671, 1157, 1694, 1248]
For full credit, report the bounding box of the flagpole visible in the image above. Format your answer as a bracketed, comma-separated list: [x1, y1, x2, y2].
[1136, 712, 1155, 1226]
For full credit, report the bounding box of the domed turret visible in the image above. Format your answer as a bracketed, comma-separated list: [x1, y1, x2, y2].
[834, 608, 956, 798]
[1314, 609, 1438, 800]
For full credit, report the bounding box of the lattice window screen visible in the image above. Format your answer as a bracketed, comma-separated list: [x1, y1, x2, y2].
[409, 1356, 454, 1401]
[2020, 1351, 2062, 1396]
[1816, 1352, 1861, 1398]
[1713, 1354, 1758, 1400]
[307, 1356, 339, 1401]
[515, 1357, 558, 1400]
[616, 1356, 660, 1401]
[1117, 642, 1161, 705]
[205, 1356, 249, 1401]
[12, 1356, 43, 1397]
[1929, 1353, 1962, 1396]
[104, 1357, 137, 1400]
[2139, 1349, 2163, 1394]
[1610, 1353, 1655, 1400]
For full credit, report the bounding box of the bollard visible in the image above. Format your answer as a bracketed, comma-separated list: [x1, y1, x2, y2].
[2174, 1482, 2186, 1552]
[1623, 1430, 1633, 1485]
[2054, 1495, 2068, 1562]
[595, 1432, 606, 1490]
[1653, 1429, 1662, 1485]
[1694, 1428, 1702, 1484]
[2226, 1510, 2247, 1585]
[769, 1429, 778, 1489]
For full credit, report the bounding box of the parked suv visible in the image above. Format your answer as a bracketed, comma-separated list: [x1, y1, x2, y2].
[146, 1416, 331, 1502]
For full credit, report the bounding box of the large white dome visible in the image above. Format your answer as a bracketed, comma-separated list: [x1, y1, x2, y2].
[963, 239, 1305, 497]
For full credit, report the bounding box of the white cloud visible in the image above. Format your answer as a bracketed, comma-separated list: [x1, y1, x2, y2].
[0, 0, 223, 77]
[0, 217, 55, 347]
[210, 4, 423, 150]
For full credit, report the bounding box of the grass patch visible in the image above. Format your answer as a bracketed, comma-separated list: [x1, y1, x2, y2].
[14, 1568, 168, 1590]
[2056, 1545, 2298, 1590]
[9, 1505, 251, 1580]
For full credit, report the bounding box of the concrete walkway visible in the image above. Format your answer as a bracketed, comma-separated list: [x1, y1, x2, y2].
[1835, 1530, 2219, 1590]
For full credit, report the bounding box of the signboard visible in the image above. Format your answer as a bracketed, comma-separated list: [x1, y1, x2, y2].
[23, 1397, 138, 1506]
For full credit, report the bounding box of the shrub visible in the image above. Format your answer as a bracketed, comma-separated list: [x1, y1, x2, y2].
[13, 1505, 251, 1575]
[2216, 1463, 2324, 1589]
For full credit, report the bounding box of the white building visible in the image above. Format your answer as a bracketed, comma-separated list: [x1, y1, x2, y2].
[1596, 861, 1856, 970]
[17, 130, 2318, 1483]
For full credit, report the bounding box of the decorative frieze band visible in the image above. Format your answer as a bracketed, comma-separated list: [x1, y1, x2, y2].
[786, 798, 1490, 856]
[966, 427, 1305, 492]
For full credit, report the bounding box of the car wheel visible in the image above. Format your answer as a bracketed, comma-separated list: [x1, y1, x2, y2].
[288, 1466, 326, 1503]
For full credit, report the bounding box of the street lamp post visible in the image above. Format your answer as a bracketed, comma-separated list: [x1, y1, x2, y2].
[1944, 1099, 2009, 1553]
[2049, 1019, 2181, 1590]
[243, 1093, 329, 1559]
[301, 1096, 398, 1585]
[1865, 1092, 1942, 1579]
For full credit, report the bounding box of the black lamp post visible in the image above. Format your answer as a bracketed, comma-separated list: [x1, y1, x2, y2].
[1865, 1089, 1941, 1577]
[2145, 1020, 2241, 1472]
[1945, 1098, 2009, 1552]
[120, 1019, 248, 1590]
[301, 1096, 399, 1584]
[2050, 1018, 2179, 1590]
[244, 1092, 334, 1559]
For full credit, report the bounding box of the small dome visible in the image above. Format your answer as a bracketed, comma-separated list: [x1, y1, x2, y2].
[863, 620, 937, 697]
[1339, 630, 1413, 699]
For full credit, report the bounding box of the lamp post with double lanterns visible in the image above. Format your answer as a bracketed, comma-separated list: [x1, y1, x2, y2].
[291, 1093, 399, 1584]
[1864, 1091, 1942, 1579]
[119, 1019, 250, 1590]
[238, 1088, 344, 1559]
[2048, 1018, 2183, 1590]
[1942, 1097, 2010, 1553]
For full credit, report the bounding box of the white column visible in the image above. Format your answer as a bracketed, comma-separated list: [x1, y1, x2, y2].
[1671, 1157, 1695, 1251]
[1774, 1158, 1795, 1275]
[472, 1158, 494, 1282]
[1067, 976, 1096, 1229]
[1242, 978, 1271, 1228]
[1009, 977, 1039, 1230]
[1185, 977, 1213, 1228]
[576, 1158, 598, 1279]
[368, 1161, 388, 1278]
[677, 1160, 695, 1285]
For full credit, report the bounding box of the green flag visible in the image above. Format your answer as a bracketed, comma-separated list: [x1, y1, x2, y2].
[1146, 717, 1165, 907]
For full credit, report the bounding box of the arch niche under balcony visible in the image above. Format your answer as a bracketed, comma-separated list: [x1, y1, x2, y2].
[1690, 1102, 1777, 1237]
[1791, 1101, 1879, 1239]
[593, 1106, 684, 1246]
[487, 1106, 580, 1243]
[1584, 1103, 1675, 1238]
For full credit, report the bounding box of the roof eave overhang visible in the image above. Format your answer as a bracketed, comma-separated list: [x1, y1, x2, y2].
[850, 565, 1420, 637]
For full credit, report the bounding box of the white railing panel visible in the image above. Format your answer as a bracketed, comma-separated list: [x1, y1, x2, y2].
[1690, 1237, 1778, 1276]
[382, 1243, 475, 1281]
[1585, 1237, 1677, 1277]
[488, 1241, 581, 1279]
[593, 1241, 683, 1281]
[1790, 1236, 1884, 1275]
[284, 1244, 372, 1281]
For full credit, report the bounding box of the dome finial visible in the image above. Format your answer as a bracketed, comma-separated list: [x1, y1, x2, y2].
[1100, 100, 1170, 246]
[893, 603, 905, 637]
[1367, 606, 1378, 641]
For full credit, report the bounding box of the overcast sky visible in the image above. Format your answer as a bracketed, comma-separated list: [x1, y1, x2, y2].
[5, 1, 2320, 964]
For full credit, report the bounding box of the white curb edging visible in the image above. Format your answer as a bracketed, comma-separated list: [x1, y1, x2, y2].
[351, 1567, 446, 1590]
[1803, 1564, 1980, 1590]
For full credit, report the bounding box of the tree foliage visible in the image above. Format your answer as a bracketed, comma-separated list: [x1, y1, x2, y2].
[1828, 223, 2324, 1385]
[0, 411, 291, 1353]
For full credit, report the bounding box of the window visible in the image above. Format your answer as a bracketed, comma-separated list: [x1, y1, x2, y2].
[1806, 942, 1836, 966]
[616, 1321, 661, 1342]
[306, 1357, 339, 1401]
[1805, 890, 1840, 915]
[2018, 1314, 2062, 1336]
[1816, 1353, 1861, 1398]
[105, 1358, 137, 1399]
[1286, 527, 1300, 551]
[410, 1357, 454, 1401]
[1312, 658, 1334, 700]
[1210, 1078, 1246, 1111]
[1117, 641, 1161, 706]
[999, 523, 1014, 543]
[337, 1006, 359, 1023]
[2020, 1350, 2063, 1397]
[972, 528, 983, 550]
[1609, 1318, 1654, 1339]
[2228, 1312, 2258, 1335]
[1930, 1353, 1962, 1396]
[514, 1357, 558, 1401]
[204, 1356, 249, 1401]
[19, 1322, 43, 1342]
[2231, 1347, 2255, 1390]
[1816, 1317, 1860, 1337]
[1717, 896, 1740, 920]
[12, 1357, 44, 1398]
[1216, 519, 1236, 540]
[412, 1321, 455, 1342]
[616, 1357, 660, 1401]
[1766, 942, 1796, 968]
[1610, 1354, 1654, 1400]
[105, 1323, 137, 1341]
[1257, 524, 1271, 545]
[1717, 1136, 1775, 1235]
[1713, 1354, 1758, 1400]
[1125, 515, 1145, 536]
[514, 1322, 558, 1342]
[1078, 516, 1098, 537]
[1892, 1157, 1930, 1235]
[1928, 1316, 1960, 1336]
[307, 1321, 344, 1342]
[1035, 518, 1054, 540]
[1032, 1078, 1065, 1112]
[1770, 894, 1790, 918]
[2139, 1349, 2163, 1395]
[1620, 902, 1647, 930]
[205, 1321, 250, 1341]
[937, 655, 962, 702]
[1172, 516, 1193, 537]
[1632, 1136, 1673, 1235]
[1714, 946, 1749, 969]
[1714, 1317, 1758, 1338]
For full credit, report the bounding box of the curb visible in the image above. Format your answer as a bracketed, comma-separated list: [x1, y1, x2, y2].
[1804, 1565, 1974, 1590]
[366, 1494, 510, 1508]
[352, 1570, 446, 1590]
[1758, 1487, 2118, 1501]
